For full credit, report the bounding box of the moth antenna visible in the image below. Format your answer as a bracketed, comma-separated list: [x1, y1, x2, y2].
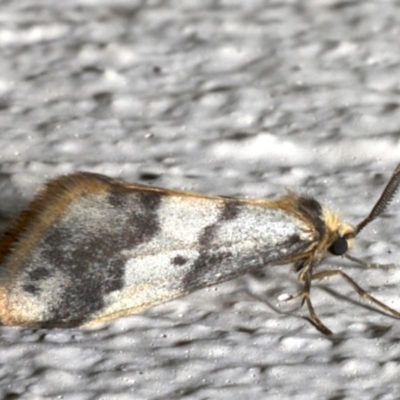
[355, 163, 400, 235]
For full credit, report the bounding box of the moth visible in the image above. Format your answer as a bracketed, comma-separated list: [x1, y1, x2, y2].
[0, 164, 399, 335]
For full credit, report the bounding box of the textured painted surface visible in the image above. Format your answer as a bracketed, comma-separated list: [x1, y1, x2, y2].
[1, 0, 400, 399]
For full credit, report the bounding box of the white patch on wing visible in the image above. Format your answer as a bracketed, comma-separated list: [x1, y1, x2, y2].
[123, 249, 200, 286]
[103, 248, 201, 316]
[214, 205, 312, 249]
[122, 196, 222, 258]
[157, 196, 222, 244]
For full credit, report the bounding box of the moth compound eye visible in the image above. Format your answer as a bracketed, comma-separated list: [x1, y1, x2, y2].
[329, 236, 348, 256]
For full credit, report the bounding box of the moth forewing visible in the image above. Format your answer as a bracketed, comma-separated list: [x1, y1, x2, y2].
[0, 172, 318, 328]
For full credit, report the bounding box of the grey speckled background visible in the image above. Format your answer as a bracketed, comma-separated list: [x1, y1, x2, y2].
[1, 1, 400, 399]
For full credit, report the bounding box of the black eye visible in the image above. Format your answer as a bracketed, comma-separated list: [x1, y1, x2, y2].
[329, 237, 348, 256]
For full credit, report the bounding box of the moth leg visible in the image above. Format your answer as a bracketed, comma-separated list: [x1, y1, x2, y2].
[274, 263, 333, 334]
[302, 267, 333, 335]
[312, 269, 400, 319]
[292, 262, 333, 335]
[345, 254, 396, 271]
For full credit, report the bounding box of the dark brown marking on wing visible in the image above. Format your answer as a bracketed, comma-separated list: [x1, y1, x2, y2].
[28, 267, 51, 281]
[36, 190, 163, 327]
[22, 284, 38, 295]
[22, 267, 52, 295]
[172, 255, 188, 266]
[182, 200, 242, 290]
[198, 200, 241, 247]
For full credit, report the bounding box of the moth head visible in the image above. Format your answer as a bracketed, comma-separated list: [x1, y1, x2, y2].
[327, 221, 355, 256]
[327, 163, 400, 257]
[321, 209, 355, 257]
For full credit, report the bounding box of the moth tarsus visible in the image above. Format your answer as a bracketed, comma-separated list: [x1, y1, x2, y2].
[0, 163, 399, 335]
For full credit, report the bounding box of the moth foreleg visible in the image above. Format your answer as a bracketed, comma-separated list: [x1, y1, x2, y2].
[288, 260, 334, 335]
